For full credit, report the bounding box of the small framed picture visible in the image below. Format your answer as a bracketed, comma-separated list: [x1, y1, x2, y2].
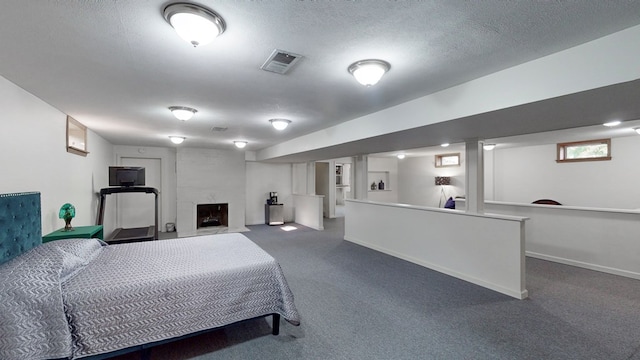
[435, 153, 460, 167]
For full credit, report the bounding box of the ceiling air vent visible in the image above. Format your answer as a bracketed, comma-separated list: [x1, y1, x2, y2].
[260, 49, 303, 75]
[211, 126, 228, 132]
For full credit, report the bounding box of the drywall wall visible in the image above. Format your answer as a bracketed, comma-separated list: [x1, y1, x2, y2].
[176, 147, 246, 236]
[493, 135, 640, 209]
[345, 199, 528, 299]
[315, 162, 330, 217]
[245, 161, 293, 225]
[113, 145, 177, 233]
[293, 194, 324, 230]
[368, 156, 398, 203]
[292, 162, 309, 195]
[397, 154, 466, 207]
[0, 75, 114, 235]
[457, 199, 640, 280]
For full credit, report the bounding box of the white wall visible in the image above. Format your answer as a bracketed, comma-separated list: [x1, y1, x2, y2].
[0, 76, 114, 235]
[292, 162, 308, 195]
[293, 194, 324, 230]
[456, 199, 640, 280]
[113, 145, 177, 232]
[176, 147, 246, 236]
[398, 154, 465, 207]
[345, 200, 528, 299]
[245, 161, 293, 225]
[367, 157, 398, 203]
[493, 136, 640, 209]
[315, 162, 330, 217]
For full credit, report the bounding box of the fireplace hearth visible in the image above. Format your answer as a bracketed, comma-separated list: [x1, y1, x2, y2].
[197, 203, 228, 229]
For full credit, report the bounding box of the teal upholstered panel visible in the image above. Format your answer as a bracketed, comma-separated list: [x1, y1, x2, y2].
[0, 192, 42, 264]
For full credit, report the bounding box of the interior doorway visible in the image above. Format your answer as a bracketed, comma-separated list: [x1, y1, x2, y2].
[117, 157, 162, 231]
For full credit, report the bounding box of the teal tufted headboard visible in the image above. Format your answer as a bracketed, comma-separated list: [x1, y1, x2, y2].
[0, 192, 42, 265]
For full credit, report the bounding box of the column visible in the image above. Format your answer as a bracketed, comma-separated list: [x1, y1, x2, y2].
[353, 155, 368, 200]
[306, 161, 316, 195]
[465, 139, 484, 214]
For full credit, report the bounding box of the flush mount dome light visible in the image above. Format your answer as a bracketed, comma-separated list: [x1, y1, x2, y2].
[233, 141, 248, 148]
[603, 120, 621, 127]
[163, 3, 226, 47]
[483, 144, 496, 151]
[169, 136, 186, 144]
[348, 59, 390, 86]
[270, 119, 291, 131]
[169, 106, 197, 121]
[397, 154, 406, 159]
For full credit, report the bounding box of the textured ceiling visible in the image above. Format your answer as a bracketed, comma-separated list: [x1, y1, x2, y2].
[1, 1, 640, 159]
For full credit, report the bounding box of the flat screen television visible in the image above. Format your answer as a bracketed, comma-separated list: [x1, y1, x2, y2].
[109, 166, 145, 187]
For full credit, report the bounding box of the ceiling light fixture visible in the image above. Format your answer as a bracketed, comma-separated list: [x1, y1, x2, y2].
[163, 3, 226, 47]
[397, 154, 405, 159]
[169, 106, 197, 121]
[169, 136, 185, 144]
[483, 144, 496, 151]
[270, 119, 291, 131]
[634, 127, 640, 135]
[348, 59, 390, 86]
[233, 141, 248, 149]
[603, 120, 621, 127]
[441, 143, 450, 147]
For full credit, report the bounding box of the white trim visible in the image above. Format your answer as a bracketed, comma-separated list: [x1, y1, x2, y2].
[347, 235, 529, 299]
[526, 251, 640, 280]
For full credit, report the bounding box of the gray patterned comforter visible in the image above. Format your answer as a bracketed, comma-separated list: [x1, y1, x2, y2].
[0, 233, 300, 360]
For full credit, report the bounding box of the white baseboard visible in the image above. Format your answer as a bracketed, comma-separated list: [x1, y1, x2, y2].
[526, 251, 640, 280]
[345, 235, 528, 300]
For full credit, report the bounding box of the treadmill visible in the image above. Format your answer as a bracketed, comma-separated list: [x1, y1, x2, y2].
[96, 186, 159, 244]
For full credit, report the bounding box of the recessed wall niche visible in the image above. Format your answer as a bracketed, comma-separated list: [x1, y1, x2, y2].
[66, 115, 89, 156]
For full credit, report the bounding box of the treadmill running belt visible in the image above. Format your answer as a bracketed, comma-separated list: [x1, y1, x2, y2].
[106, 226, 155, 244]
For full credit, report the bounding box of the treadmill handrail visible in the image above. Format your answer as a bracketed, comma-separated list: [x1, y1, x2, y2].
[96, 186, 159, 240]
[100, 186, 159, 195]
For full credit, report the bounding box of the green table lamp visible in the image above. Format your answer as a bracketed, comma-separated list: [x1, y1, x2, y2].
[59, 203, 76, 231]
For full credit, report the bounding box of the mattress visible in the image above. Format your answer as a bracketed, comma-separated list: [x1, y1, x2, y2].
[0, 233, 300, 360]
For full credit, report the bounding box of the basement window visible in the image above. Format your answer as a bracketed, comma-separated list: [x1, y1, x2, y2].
[67, 115, 89, 157]
[556, 138, 611, 163]
[435, 153, 460, 167]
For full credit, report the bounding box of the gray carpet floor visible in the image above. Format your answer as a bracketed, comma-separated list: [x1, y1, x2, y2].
[113, 217, 640, 360]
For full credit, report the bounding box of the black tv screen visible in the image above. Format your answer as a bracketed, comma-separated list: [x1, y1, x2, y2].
[109, 166, 145, 187]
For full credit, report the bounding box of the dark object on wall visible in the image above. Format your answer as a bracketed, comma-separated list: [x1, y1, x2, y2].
[444, 197, 456, 209]
[532, 199, 562, 205]
[378, 180, 385, 190]
[435, 176, 451, 185]
[109, 166, 145, 187]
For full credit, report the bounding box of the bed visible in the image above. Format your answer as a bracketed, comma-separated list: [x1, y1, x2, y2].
[0, 192, 300, 360]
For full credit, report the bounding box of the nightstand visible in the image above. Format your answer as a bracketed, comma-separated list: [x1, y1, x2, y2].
[43, 225, 104, 243]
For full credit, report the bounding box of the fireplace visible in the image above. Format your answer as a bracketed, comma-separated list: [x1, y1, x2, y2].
[197, 203, 228, 229]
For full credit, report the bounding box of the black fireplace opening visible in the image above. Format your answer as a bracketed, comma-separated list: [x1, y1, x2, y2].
[197, 203, 228, 229]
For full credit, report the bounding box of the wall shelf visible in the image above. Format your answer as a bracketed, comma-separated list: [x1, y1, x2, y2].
[368, 171, 390, 191]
